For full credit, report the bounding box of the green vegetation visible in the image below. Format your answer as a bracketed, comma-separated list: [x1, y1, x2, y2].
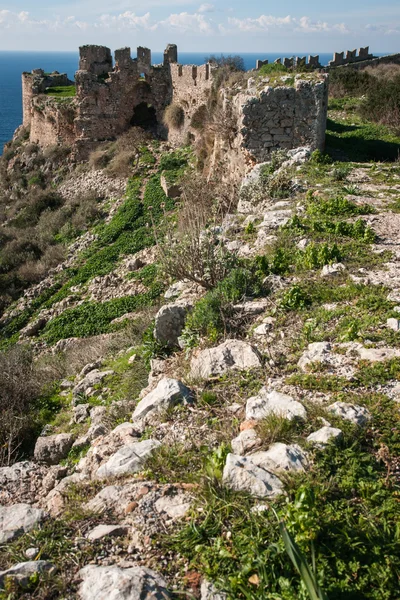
[257, 63, 288, 76]
[327, 65, 400, 161]
[162, 389, 400, 600]
[45, 85, 76, 98]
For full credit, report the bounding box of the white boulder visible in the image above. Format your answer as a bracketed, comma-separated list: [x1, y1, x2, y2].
[249, 443, 308, 473]
[132, 378, 192, 422]
[246, 388, 306, 421]
[328, 402, 371, 426]
[222, 453, 283, 498]
[307, 426, 343, 446]
[96, 439, 161, 479]
[0, 504, 47, 543]
[78, 565, 171, 600]
[191, 339, 261, 379]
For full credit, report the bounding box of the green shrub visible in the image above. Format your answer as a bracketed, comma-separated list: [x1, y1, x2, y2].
[43, 285, 163, 344]
[280, 284, 311, 311]
[159, 149, 189, 172]
[307, 195, 375, 217]
[190, 105, 208, 130]
[182, 264, 269, 345]
[45, 85, 76, 98]
[258, 63, 288, 76]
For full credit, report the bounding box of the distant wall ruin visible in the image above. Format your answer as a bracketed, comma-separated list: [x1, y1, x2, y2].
[255, 47, 400, 72]
[21, 44, 328, 177]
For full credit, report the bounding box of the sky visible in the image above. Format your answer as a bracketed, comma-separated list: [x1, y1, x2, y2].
[0, 0, 399, 53]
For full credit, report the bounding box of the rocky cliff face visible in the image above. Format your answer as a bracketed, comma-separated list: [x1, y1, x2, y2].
[0, 78, 400, 599]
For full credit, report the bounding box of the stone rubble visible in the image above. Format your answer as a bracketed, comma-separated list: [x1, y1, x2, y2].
[222, 453, 284, 498]
[246, 388, 307, 421]
[78, 565, 171, 600]
[190, 339, 262, 379]
[0, 503, 47, 543]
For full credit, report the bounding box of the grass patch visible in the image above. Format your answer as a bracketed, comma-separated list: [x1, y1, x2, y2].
[45, 85, 76, 98]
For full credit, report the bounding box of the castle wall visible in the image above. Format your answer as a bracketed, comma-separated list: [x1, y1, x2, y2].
[167, 63, 213, 145]
[30, 97, 77, 148]
[236, 76, 328, 163]
[22, 70, 73, 127]
[20, 44, 328, 173]
[332, 52, 400, 71]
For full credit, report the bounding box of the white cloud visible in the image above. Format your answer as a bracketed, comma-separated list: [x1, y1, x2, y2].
[157, 11, 214, 34]
[366, 23, 400, 35]
[0, 8, 353, 39]
[297, 16, 349, 34]
[96, 11, 153, 29]
[225, 14, 349, 35]
[198, 3, 214, 13]
[227, 14, 293, 32]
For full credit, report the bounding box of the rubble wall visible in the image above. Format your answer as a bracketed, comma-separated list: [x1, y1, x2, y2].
[236, 76, 328, 163]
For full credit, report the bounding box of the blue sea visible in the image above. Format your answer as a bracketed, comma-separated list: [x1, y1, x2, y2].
[0, 51, 336, 154]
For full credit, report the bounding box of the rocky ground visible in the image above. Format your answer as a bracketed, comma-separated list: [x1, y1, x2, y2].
[0, 119, 400, 599]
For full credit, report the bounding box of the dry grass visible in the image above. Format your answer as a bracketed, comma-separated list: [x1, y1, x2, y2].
[163, 104, 185, 130]
[89, 127, 152, 176]
[156, 172, 238, 289]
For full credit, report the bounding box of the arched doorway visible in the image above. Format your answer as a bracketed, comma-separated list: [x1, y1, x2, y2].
[130, 102, 158, 133]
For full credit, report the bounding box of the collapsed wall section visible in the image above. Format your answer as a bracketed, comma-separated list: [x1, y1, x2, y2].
[167, 63, 213, 146]
[236, 75, 328, 163]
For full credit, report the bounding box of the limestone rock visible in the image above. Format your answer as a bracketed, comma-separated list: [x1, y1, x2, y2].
[132, 378, 193, 422]
[73, 369, 114, 397]
[231, 429, 260, 455]
[25, 547, 39, 560]
[201, 580, 228, 600]
[328, 401, 371, 426]
[0, 504, 47, 543]
[78, 565, 171, 600]
[246, 388, 306, 421]
[249, 443, 308, 473]
[355, 345, 400, 362]
[222, 453, 284, 498]
[90, 405, 108, 426]
[0, 561, 54, 587]
[73, 404, 90, 424]
[154, 493, 192, 520]
[321, 263, 346, 277]
[191, 339, 261, 379]
[297, 341, 332, 371]
[86, 524, 129, 541]
[154, 303, 191, 347]
[96, 439, 161, 479]
[34, 433, 74, 465]
[307, 426, 343, 446]
[387, 318, 400, 332]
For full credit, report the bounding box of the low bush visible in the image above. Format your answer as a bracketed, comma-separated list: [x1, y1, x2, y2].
[190, 104, 208, 130]
[0, 345, 63, 466]
[329, 65, 400, 134]
[182, 261, 269, 345]
[163, 104, 185, 130]
[258, 63, 288, 76]
[157, 172, 237, 289]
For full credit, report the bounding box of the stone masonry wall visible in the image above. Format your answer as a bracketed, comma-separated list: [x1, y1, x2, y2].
[30, 97, 77, 148]
[22, 70, 73, 127]
[235, 75, 328, 163]
[21, 44, 328, 173]
[167, 63, 213, 146]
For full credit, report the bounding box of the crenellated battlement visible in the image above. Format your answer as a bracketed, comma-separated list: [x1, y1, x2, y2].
[256, 55, 322, 70]
[22, 43, 328, 173]
[328, 46, 373, 67]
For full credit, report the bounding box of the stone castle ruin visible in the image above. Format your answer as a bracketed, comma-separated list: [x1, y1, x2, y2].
[21, 44, 329, 176]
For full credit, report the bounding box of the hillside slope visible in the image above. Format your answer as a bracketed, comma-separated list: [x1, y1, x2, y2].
[0, 85, 400, 600]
